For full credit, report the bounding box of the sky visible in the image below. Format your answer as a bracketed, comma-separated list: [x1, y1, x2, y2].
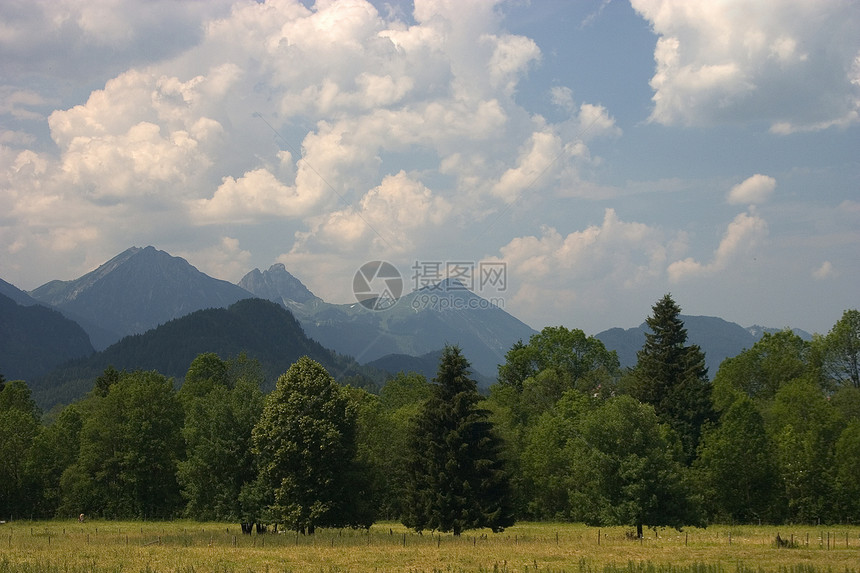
[1, 0, 858, 336]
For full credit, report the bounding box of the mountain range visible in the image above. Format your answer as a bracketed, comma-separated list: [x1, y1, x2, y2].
[1, 246, 814, 408]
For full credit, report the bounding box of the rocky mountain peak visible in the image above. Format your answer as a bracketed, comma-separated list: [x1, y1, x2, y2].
[238, 263, 318, 305]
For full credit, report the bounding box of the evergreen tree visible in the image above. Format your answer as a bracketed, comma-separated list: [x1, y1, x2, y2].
[632, 294, 714, 463]
[403, 345, 514, 535]
[252, 357, 373, 534]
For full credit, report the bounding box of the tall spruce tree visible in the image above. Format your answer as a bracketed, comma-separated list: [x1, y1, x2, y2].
[632, 294, 714, 464]
[403, 345, 514, 535]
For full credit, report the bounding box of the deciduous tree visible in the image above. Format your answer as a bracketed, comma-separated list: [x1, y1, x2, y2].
[252, 357, 372, 533]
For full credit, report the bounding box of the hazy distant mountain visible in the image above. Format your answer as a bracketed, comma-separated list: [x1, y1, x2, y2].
[0, 278, 40, 306]
[283, 278, 538, 380]
[595, 315, 811, 377]
[0, 292, 94, 382]
[747, 325, 812, 341]
[29, 246, 254, 350]
[29, 298, 377, 411]
[238, 263, 320, 305]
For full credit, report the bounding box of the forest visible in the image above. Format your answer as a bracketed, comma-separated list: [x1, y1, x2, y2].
[1, 295, 858, 535]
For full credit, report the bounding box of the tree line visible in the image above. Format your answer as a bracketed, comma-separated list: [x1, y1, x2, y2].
[1, 295, 858, 534]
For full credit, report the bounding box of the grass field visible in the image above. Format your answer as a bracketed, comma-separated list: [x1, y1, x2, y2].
[1, 521, 859, 573]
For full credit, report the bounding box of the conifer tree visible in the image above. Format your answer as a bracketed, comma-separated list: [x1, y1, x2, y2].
[403, 345, 514, 535]
[632, 294, 714, 464]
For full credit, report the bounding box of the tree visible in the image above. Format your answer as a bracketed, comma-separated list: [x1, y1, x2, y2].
[93, 365, 123, 397]
[0, 380, 41, 518]
[693, 397, 777, 523]
[631, 294, 714, 463]
[768, 378, 842, 522]
[570, 395, 700, 537]
[497, 326, 619, 398]
[178, 353, 265, 521]
[403, 346, 515, 535]
[60, 370, 184, 518]
[24, 404, 83, 517]
[833, 421, 860, 521]
[818, 309, 860, 389]
[251, 357, 372, 534]
[712, 330, 813, 411]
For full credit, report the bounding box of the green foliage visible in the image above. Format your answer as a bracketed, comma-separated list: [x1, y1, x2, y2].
[252, 357, 373, 533]
[817, 308, 860, 389]
[177, 353, 265, 521]
[631, 294, 714, 464]
[568, 395, 700, 536]
[380, 371, 432, 410]
[712, 330, 814, 411]
[768, 378, 842, 522]
[403, 346, 515, 535]
[520, 390, 592, 519]
[498, 326, 620, 399]
[24, 404, 83, 517]
[0, 380, 41, 518]
[693, 397, 777, 523]
[59, 370, 184, 519]
[833, 420, 860, 520]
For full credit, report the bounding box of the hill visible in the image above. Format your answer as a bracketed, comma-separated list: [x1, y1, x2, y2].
[28, 246, 253, 349]
[595, 315, 812, 376]
[29, 298, 379, 411]
[0, 291, 94, 382]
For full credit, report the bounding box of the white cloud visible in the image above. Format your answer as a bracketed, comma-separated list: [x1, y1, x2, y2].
[292, 170, 452, 254]
[179, 237, 252, 283]
[727, 174, 776, 205]
[812, 261, 837, 280]
[631, 0, 860, 132]
[668, 210, 768, 281]
[191, 166, 321, 225]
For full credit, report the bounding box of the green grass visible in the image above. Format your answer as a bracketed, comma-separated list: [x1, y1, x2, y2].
[0, 521, 858, 573]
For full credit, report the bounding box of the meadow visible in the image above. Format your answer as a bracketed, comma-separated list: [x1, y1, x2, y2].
[1, 521, 859, 573]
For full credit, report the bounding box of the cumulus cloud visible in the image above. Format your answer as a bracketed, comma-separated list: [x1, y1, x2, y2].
[812, 261, 837, 280]
[727, 174, 776, 205]
[179, 237, 252, 283]
[0, 0, 645, 305]
[481, 208, 690, 331]
[292, 170, 453, 255]
[632, 0, 860, 132]
[668, 210, 768, 281]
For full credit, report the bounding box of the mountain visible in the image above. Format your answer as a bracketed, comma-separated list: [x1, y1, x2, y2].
[747, 325, 813, 341]
[29, 298, 379, 411]
[243, 273, 538, 380]
[28, 246, 254, 350]
[238, 263, 319, 305]
[0, 291, 94, 382]
[595, 315, 810, 377]
[0, 277, 40, 306]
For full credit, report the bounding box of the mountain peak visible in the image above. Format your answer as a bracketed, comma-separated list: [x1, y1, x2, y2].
[28, 246, 253, 349]
[238, 263, 318, 305]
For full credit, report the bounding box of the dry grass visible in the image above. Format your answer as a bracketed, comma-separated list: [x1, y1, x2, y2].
[1, 521, 858, 572]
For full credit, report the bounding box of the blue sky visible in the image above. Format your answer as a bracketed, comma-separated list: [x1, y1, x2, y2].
[1, 0, 858, 336]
